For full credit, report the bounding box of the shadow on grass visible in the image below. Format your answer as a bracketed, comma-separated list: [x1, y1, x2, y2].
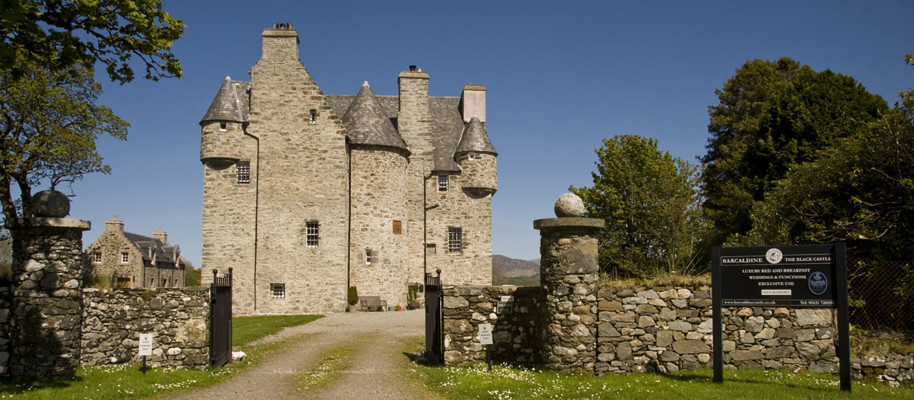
[0, 374, 84, 394]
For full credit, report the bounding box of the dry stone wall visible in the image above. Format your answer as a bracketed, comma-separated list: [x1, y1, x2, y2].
[81, 287, 211, 369]
[0, 285, 9, 376]
[443, 285, 542, 365]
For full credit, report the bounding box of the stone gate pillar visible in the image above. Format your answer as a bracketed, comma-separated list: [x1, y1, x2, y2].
[5, 191, 89, 376]
[534, 193, 604, 371]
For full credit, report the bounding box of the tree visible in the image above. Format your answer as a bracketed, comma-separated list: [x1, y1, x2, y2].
[0, 60, 128, 220]
[743, 55, 914, 261]
[571, 135, 705, 278]
[701, 58, 887, 246]
[184, 261, 201, 287]
[0, 0, 183, 83]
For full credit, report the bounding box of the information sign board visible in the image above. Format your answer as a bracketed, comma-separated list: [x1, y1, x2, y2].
[138, 333, 153, 356]
[496, 295, 514, 314]
[478, 323, 493, 345]
[716, 244, 837, 307]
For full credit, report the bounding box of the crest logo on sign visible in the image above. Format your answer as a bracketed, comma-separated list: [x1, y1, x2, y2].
[765, 248, 783, 264]
[808, 271, 828, 295]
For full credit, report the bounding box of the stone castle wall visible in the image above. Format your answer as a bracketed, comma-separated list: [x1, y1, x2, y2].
[200, 130, 258, 312]
[80, 287, 211, 369]
[424, 171, 493, 287]
[349, 147, 410, 306]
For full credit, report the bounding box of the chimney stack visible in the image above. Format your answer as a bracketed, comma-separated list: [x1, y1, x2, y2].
[460, 84, 486, 123]
[153, 227, 169, 246]
[105, 214, 124, 235]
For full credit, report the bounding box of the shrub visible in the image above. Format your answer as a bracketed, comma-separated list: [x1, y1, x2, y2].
[347, 286, 359, 306]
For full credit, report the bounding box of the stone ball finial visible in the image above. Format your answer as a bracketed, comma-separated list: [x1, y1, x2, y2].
[32, 190, 70, 218]
[554, 193, 585, 217]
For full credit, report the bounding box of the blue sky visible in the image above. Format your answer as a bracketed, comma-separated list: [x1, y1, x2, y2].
[67, 0, 912, 265]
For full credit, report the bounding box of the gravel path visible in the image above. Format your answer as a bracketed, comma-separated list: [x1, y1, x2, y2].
[164, 310, 441, 400]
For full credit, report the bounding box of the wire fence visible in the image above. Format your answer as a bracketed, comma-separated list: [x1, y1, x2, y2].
[847, 256, 914, 334]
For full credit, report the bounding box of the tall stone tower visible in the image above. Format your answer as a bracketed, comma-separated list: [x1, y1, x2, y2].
[199, 24, 497, 314]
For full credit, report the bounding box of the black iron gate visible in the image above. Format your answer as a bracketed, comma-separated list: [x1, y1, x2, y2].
[425, 270, 443, 363]
[210, 268, 233, 368]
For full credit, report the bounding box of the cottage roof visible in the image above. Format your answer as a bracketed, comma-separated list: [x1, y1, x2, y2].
[124, 232, 185, 267]
[455, 116, 497, 156]
[200, 76, 250, 124]
[340, 82, 409, 152]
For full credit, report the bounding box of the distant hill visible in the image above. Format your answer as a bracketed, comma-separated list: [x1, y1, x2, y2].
[492, 255, 540, 286]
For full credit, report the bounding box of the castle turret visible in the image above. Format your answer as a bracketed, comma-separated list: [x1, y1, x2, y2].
[455, 113, 497, 196]
[199, 76, 250, 168]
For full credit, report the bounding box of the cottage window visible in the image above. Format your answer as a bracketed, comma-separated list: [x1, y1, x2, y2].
[93, 252, 102, 263]
[306, 221, 320, 247]
[438, 174, 448, 192]
[448, 227, 462, 253]
[237, 162, 251, 184]
[271, 283, 285, 299]
[121, 252, 129, 263]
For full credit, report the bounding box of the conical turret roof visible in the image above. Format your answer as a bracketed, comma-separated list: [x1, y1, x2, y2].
[200, 76, 247, 124]
[342, 82, 408, 152]
[455, 116, 497, 156]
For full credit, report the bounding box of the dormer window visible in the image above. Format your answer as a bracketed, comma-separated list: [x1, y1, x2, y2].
[309, 109, 317, 123]
[219, 122, 227, 131]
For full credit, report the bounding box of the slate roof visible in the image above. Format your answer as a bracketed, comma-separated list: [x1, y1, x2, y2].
[455, 116, 497, 156]
[124, 232, 185, 268]
[204, 77, 495, 172]
[200, 76, 250, 124]
[339, 82, 408, 152]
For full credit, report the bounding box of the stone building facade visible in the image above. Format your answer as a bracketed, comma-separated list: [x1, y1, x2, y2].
[199, 24, 497, 314]
[85, 215, 187, 288]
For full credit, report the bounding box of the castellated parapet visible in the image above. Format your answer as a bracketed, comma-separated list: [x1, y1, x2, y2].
[199, 26, 497, 314]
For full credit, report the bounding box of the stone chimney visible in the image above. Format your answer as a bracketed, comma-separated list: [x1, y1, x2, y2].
[460, 84, 486, 123]
[398, 65, 433, 164]
[153, 227, 169, 245]
[261, 22, 299, 63]
[105, 214, 124, 235]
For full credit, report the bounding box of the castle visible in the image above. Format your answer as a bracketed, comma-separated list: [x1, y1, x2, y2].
[199, 24, 497, 314]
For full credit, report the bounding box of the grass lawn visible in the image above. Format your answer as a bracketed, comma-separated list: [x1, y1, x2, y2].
[400, 338, 913, 400]
[0, 314, 322, 399]
[411, 362, 914, 400]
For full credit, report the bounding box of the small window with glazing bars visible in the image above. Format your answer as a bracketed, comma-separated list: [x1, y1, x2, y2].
[236, 162, 250, 184]
[448, 227, 462, 253]
[306, 221, 320, 247]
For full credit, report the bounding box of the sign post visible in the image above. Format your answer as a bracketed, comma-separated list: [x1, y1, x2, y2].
[712, 243, 849, 391]
[478, 323, 494, 371]
[139, 333, 153, 374]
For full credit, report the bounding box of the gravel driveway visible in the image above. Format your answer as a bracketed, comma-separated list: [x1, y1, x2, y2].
[164, 310, 442, 400]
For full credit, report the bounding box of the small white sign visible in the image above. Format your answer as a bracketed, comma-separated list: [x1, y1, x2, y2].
[138, 333, 153, 356]
[478, 323, 493, 345]
[761, 289, 792, 296]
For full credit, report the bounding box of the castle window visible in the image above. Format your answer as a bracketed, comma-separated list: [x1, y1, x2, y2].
[271, 283, 285, 299]
[93, 252, 102, 263]
[219, 122, 227, 131]
[121, 252, 129, 263]
[309, 109, 317, 123]
[306, 221, 320, 247]
[448, 227, 462, 253]
[236, 162, 251, 184]
[365, 248, 373, 265]
[393, 220, 402, 235]
[438, 174, 449, 192]
[468, 152, 476, 160]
